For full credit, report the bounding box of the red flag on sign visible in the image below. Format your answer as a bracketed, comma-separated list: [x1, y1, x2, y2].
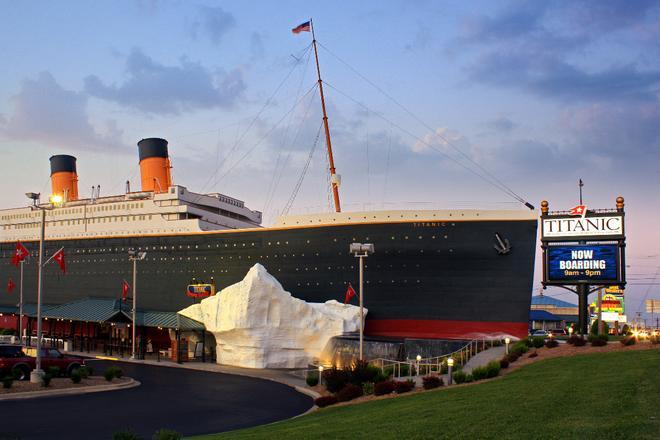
[569, 205, 587, 217]
[122, 280, 130, 302]
[51, 248, 66, 274]
[7, 278, 15, 294]
[11, 242, 29, 267]
[344, 283, 356, 304]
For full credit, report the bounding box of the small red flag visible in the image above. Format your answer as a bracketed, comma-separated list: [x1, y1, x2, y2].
[12, 242, 29, 267]
[568, 205, 587, 217]
[7, 278, 16, 294]
[344, 283, 356, 304]
[122, 280, 131, 302]
[52, 248, 66, 274]
[292, 21, 311, 34]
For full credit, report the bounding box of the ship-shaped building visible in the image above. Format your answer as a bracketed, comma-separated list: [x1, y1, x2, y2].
[0, 138, 537, 340]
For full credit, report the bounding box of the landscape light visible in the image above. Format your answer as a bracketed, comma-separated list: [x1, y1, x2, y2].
[505, 337, 510, 354]
[447, 357, 454, 385]
[416, 354, 422, 361]
[447, 358, 454, 367]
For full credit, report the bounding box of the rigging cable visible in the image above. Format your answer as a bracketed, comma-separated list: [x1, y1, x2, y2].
[322, 80, 527, 207]
[211, 83, 319, 186]
[318, 42, 533, 209]
[263, 45, 314, 215]
[193, 43, 312, 201]
[283, 122, 324, 215]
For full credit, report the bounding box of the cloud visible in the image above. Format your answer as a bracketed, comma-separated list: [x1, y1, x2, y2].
[189, 5, 235, 45]
[0, 71, 124, 151]
[486, 116, 516, 133]
[468, 53, 660, 102]
[250, 32, 266, 61]
[84, 48, 245, 115]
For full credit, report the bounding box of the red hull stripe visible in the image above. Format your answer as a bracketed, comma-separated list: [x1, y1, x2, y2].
[365, 319, 529, 340]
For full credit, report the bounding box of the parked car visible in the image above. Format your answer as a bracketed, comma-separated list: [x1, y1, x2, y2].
[530, 329, 549, 337]
[0, 344, 86, 380]
[549, 328, 567, 336]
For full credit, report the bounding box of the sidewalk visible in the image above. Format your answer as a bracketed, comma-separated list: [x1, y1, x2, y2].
[64, 350, 318, 399]
[462, 346, 506, 374]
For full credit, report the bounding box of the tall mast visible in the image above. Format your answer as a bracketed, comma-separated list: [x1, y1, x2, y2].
[310, 19, 341, 213]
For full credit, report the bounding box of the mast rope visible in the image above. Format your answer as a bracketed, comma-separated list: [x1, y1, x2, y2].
[192, 43, 312, 201]
[211, 83, 319, 186]
[322, 80, 528, 206]
[283, 122, 324, 215]
[263, 45, 314, 216]
[318, 42, 532, 208]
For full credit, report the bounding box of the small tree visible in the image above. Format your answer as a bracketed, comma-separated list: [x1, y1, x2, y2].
[590, 320, 610, 335]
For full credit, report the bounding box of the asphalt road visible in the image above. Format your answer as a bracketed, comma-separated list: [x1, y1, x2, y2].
[0, 360, 313, 440]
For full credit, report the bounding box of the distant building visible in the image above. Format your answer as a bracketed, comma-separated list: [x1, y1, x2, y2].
[530, 295, 578, 330]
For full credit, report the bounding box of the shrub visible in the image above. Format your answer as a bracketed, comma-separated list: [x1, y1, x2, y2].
[567, 335, 586, 346]
[544, 339, 559, 348]
[112, 430, 141, 440]
[152, 429, 182, 440]
[511, 342, 528, 355]
[322, 367, 350, 393]
[373, 372, 389, 383]
[485, 361, 501, 378]
[112, 367, 123, 378]
[528, 351, 538, 358]
[47, 366, 61, 377]
[314, 395, 338, 407]
[70, 371, 82, 384]
[422, 375, 443, 389]
[588, 334, 609, 346]
[79, 366, 93, 378]
[42, 373, 52, 387]
[395, 379, 415, 394]
[521, 338, 533, 347]
[651, 335, 660, 345]
[621, 336, 636, 346]
[590, 320, 610, 335]
[362, 382, 374, 395]
[452, 370, 467, 384]
[499, 358, 509, 369]
[471, 366, 488, 381]
[306, 371, 319, 387]
[349, 360, 380, 385]
[506, 352, 520, 363]
[621, 324, 631, 335]
[336, 383, 363, 402]
[464, 374, 474, 383]
[531, 337, 545, 348]
[2, 376, 13, 389]
[374, 380, 397, 396]
[104, 369, 115, 382]
[384, 363, 410, 378]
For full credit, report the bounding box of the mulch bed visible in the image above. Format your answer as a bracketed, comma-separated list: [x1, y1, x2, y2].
[0, 376, 130, 395]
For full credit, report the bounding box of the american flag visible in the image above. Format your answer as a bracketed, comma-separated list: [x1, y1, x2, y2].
[292, 21, 311, 34]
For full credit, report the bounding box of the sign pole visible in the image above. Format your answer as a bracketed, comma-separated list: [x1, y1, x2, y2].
[19, 260, 24, 343]
[597, 288, 604, 334]
[577, 284, 589, 335]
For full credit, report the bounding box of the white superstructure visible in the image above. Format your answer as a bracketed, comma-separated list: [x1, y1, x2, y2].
[0, 185, 262, 242]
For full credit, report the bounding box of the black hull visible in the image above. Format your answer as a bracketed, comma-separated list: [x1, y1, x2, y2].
[1, 219, 537, 338]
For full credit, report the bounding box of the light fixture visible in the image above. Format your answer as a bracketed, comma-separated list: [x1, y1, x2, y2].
[50, 194, 63, 205]
[416, 354, 422, 361]
[447, 357, 454, 367]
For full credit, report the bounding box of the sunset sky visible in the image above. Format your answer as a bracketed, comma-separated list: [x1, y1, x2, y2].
[1, 1, 659, 321]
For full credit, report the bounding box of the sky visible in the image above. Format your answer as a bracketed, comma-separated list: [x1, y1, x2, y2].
[1, 0, 659, 323]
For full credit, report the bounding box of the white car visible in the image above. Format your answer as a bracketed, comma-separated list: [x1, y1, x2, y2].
[530, 330, 549, 337]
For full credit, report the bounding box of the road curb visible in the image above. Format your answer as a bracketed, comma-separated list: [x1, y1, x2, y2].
[0, 378, 140, 402]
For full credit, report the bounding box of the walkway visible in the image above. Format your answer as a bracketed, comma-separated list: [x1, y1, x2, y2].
[462, 346, 506, 374]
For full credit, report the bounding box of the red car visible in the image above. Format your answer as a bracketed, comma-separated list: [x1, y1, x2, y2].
[0, 344, 86, 380]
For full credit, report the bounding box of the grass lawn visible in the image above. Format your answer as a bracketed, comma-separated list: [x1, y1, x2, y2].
[191, 349, 660, 440]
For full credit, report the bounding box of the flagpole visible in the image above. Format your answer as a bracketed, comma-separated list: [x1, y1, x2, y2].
[579, 179, 584, 205]
[19, 260, 24, 343]
[309, 18, 342, 213]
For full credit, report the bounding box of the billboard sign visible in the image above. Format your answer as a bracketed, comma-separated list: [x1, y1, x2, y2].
[546, 244, 620, 284]
[542, 214, 624, 240]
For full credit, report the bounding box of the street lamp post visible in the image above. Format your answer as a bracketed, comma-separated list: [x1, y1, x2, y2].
[318, 365, 324, 386]
[349, 243, 375, 361]
[25, 192, 55, 383]
[447, 357, 454, 385]
[416, 354, 422, 376]
[128, 249, 146, 359]
[505, 337, 511, 355]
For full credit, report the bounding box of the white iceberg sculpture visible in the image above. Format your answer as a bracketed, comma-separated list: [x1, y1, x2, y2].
[179, 263, 366, 368]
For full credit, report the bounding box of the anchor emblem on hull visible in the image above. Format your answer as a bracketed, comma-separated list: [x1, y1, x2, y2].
[493, 233, 511, 255]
